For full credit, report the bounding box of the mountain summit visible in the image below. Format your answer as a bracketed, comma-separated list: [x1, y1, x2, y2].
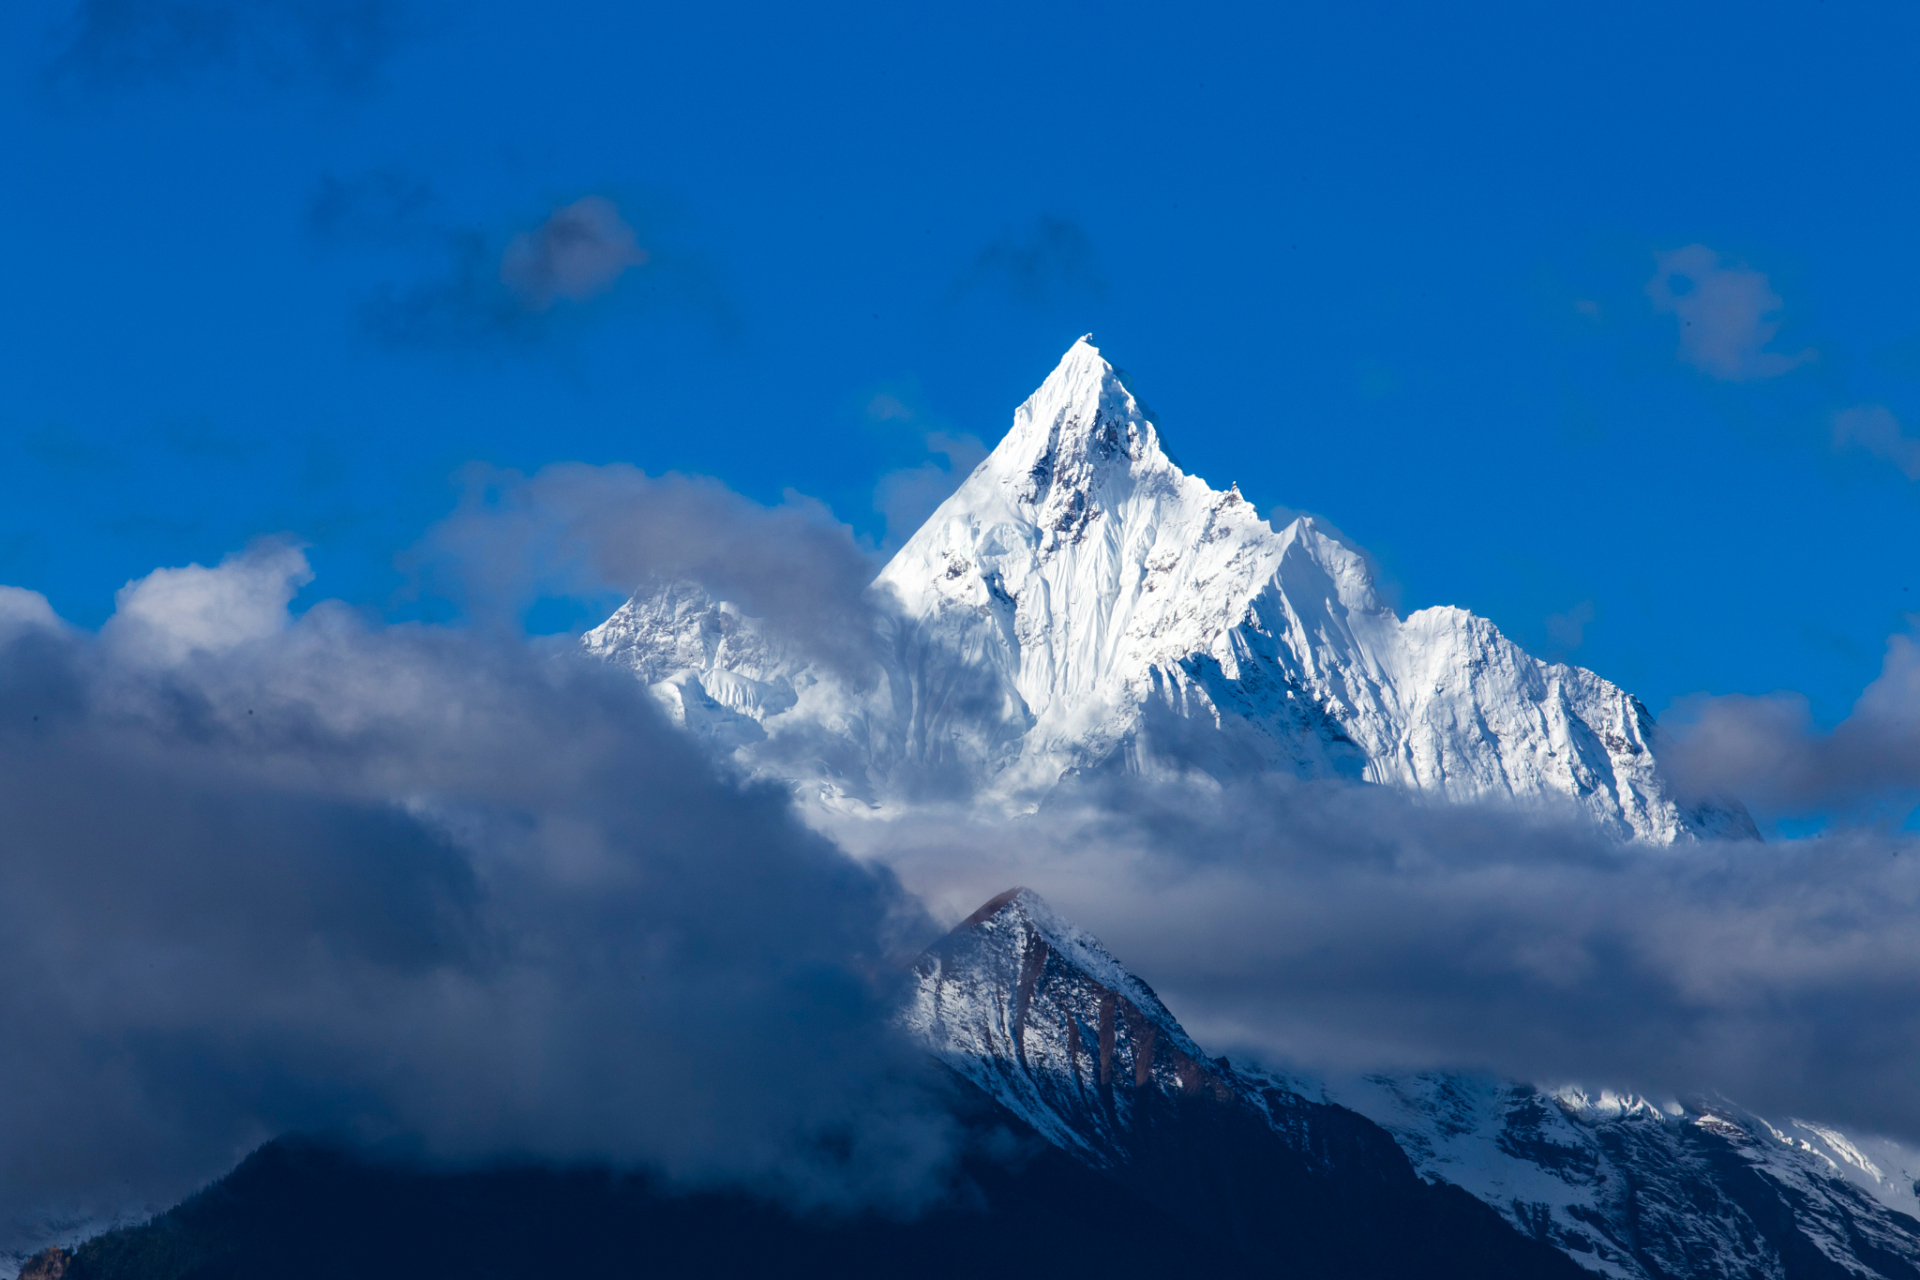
[586, 338, 1751, 841]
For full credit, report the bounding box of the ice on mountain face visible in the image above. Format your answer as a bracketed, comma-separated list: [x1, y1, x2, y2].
[585, 336, 1753, 841]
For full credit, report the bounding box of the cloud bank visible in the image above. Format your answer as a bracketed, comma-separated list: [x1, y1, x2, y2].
[0, 541, 949, 1252]
[1662, 625, 1920, 813]
[838, 774, 1920, 1147]
[9, 464, 1920, 1257]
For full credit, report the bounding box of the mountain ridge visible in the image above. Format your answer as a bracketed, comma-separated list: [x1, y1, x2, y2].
[910, 888, 1920, 1280]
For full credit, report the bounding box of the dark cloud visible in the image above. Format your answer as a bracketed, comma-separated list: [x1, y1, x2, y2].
[832, 772, 1920, 1148]
[0, 543, 949, 1256]
[498, 197, 648, 312]
[11, 462, 1918, 1258]
[410, 462, 883, 677]
[1661, 626, 1920, 813]
[948, 217, 1105, 310]
[44, 0, 399, 92]
[358, 196, 683, 350]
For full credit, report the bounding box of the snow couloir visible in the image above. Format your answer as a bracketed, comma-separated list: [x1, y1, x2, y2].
[585, 337, 1753, 842]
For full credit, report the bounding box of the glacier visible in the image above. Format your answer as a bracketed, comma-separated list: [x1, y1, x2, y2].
[586, 335, 1752, 842]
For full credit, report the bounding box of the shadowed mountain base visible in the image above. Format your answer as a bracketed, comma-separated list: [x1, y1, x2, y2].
[56, 1077, 1581, 1280]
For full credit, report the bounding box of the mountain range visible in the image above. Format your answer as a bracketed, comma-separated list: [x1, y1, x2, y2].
[15, 341, 1892, 1280]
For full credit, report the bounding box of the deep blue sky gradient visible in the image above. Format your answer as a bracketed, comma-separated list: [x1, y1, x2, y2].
[4, 0, 1918, 727]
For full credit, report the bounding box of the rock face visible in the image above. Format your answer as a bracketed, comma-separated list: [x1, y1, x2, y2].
[586, 337, 1752, 842]
[15, 1249, 69, 1280]
[908, 889, 1920, 1280]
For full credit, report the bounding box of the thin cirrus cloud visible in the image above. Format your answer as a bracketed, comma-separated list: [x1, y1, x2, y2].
[1544, 599, 1595, 650]
[306, 167, 436, 243]
[946, 216, 1106, 310]
[1832, 403, 1920, 480]
[1646, 244, 1815, 381]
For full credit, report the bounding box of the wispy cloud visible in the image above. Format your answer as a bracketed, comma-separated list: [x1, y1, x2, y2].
[411, 462, 883, 677]
[1832, 403, 1920, 480]
[1544, 600, 1595, 650]
[1646, 244, 1814, 381]
[306, 168, 435, 244]
[948, 216, 1105, 310]
[44, 0, 400, 93]
[859, 391, 987, 550]
[359, 196, 653, 348]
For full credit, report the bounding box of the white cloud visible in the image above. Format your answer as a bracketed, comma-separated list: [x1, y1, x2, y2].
[1646, 244, 1814, 381]
[0, 587, 60, 641]
[104, 540, 312, 663]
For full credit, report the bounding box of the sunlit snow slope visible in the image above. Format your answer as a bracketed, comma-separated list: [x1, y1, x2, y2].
[586, 337, 1751, 842]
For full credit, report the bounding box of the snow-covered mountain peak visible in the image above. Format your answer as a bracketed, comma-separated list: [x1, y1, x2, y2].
[587, 337, 1753, 842]
[880, 335, 1185, 589]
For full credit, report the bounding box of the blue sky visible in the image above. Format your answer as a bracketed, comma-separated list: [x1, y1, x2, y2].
[4, 0, 1918, 725]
